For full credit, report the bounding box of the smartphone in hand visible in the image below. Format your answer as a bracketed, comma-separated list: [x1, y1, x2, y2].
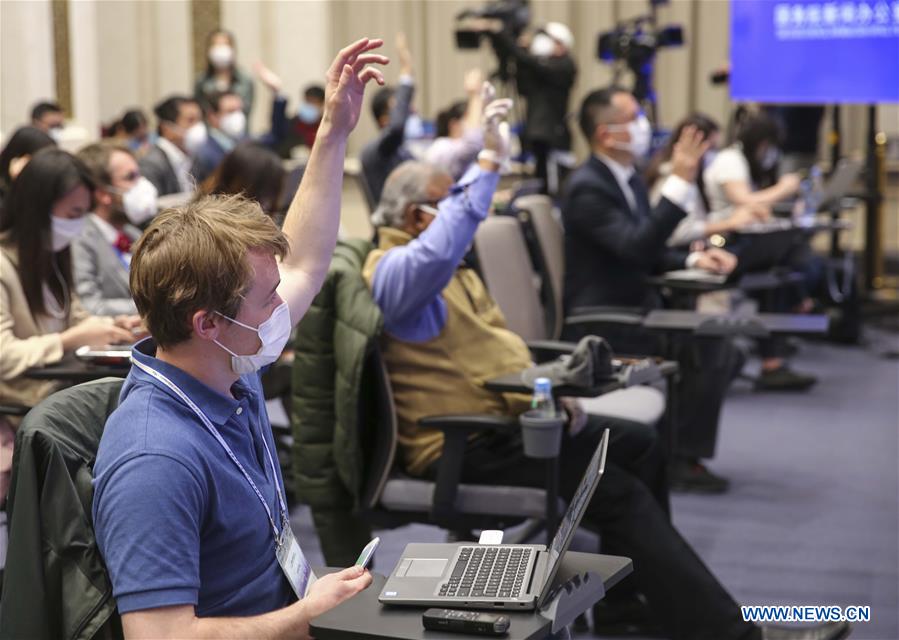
[355, 537, 380, 569]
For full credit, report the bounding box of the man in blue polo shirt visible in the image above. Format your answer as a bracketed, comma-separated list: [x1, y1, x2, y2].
[92, 38, 388, 638]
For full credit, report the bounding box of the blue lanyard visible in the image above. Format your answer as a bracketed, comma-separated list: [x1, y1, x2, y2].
[113, 246, 131, 272]
[131, 357, 288, 545]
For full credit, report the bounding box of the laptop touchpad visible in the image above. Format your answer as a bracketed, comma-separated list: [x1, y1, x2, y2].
[405, 558, 447, 577]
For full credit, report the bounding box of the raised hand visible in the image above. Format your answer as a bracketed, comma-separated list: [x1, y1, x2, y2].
[322, 38, 389, 138]
[463, 68, 484, 96]
[480, 82, 514, 166]
[253, 61, 283, 94]
[671, 125, 711, 183]
[396, 32, 413, 77]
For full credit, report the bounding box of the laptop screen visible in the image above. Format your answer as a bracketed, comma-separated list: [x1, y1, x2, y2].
[535, 428, 609, 608]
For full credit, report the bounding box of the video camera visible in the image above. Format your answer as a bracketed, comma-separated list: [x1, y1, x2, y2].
[595, 0, 684, 107]
[454, 0, 530, 50]
[597, 20, 683, 70]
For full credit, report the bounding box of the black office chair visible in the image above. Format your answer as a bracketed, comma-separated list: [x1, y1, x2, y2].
[0, 378, 124, 640]
[355, 347, 560, 539]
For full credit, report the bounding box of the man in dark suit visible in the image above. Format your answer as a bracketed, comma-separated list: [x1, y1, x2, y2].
[561, 86, 739, 493]
[140, 95, 205, 196]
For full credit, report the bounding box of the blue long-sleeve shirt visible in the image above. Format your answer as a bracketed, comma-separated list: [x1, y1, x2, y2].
[371, 165, 500, 342]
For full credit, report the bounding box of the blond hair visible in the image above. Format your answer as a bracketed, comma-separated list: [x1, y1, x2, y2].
[130, 194, 288, 347]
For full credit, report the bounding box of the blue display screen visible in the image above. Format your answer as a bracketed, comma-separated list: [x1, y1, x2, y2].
[730, 0, 899, 103]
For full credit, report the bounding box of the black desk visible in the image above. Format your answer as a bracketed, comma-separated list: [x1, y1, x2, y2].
[643, 310, 829, 336]
[483, 374, 622, 398]
[310, 551, 633, 640]
[23, 356, 129, 383]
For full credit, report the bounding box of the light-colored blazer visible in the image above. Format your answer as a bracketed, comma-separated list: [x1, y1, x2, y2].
[72, 217, 139, 317]
[0, 241, 90, 410]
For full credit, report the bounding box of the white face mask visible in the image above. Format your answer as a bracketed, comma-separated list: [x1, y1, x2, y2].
[182, 122, 208, 155]
[404, 114, 425, 140]
[220, 110, 247, 140]
[209, 44, 234, 70]
[607, 114, 653, 159]
[760, 146, 780, 171]
[121, 177, 159, 225]
[214, 300, 291, 375]
[48, 127, 64, 143]
[51, 215, 85, 252]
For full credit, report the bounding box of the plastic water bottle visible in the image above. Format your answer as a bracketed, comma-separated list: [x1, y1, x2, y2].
[531, 377, 556, 417]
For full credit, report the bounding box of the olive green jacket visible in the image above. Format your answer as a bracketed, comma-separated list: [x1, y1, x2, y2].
[0, 379, 124, 640]
[291, 239, 383, 566]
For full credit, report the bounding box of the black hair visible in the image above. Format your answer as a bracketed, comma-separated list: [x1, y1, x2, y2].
[152, 95, 196, 135]
[0, 148, 95, 317]
[31, 101, 63, 123]
[207, 90, 241, 114]
[578, 86, 629, 143]
[736, 111, 783, 187]
[303, 85, 325, 103]
[0, 126, 56, 190]
[120, 109, 148, 135]
[371, 86, 396, 124]
[645, 112, 720, 211]
[436, 101, 468, 138]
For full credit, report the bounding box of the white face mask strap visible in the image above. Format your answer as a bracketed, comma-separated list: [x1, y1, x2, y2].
[214, 310, 258, 333]
[213, 338, 241, 358]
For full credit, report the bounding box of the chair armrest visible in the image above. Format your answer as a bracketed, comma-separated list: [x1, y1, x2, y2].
[0, 404, 30, 417]
[526, 340, 577, 363]
[419, 414, 518, 433]
[564, 311, 644, 328]
[420, 414, 518, 526]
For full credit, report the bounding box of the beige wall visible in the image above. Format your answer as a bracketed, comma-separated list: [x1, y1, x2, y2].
[0, 0, 57, 137]
[1, 0, 895, 160]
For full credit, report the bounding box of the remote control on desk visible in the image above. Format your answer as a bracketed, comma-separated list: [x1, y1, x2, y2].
[422, 608, 510, 636]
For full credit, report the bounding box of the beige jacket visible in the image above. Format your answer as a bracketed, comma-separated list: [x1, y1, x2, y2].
[0, 241, 91, 410]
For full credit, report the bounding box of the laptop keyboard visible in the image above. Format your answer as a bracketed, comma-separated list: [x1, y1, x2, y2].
[439, 546, 532, 599]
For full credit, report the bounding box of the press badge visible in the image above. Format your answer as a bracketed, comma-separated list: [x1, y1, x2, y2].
[277, 520, 314, 598]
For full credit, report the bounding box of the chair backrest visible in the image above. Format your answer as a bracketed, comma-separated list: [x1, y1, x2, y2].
[474, 215, 547, 341]
[1, 377, 125, 640]
[357, 347, 399, 510]
[517, 194, 565, 340]
[344, 156, 377, 213]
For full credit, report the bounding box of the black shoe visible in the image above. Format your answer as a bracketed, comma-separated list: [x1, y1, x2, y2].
[592, 594, 665, 637]
[755, 366, 818, 392]
[761, 621, 851, 640]
[669, 458, 730, 494]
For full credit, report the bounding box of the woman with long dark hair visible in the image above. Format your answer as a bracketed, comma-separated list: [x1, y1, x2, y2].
[0, 126, 57, 205]
[703, 110, 802, 214]
[646, 112, 770, 247]
[194, 29, 254, 118]
[198, 141, 287, 220]
[0, 148, 136, 498]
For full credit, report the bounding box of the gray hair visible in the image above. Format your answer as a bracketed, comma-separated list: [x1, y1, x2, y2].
[371, 161, 448, 229]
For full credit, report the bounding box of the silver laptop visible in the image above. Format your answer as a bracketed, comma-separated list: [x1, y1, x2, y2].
[378, 429, 609, 611]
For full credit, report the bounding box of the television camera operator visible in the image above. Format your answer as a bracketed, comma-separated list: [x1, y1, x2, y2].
[464, 14, 576, 194]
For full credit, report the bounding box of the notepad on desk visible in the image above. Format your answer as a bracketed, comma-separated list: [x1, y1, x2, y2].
[663, 269, 727, 284]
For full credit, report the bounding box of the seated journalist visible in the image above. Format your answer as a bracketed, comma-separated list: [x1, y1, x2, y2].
[91, 39, 388, 639]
